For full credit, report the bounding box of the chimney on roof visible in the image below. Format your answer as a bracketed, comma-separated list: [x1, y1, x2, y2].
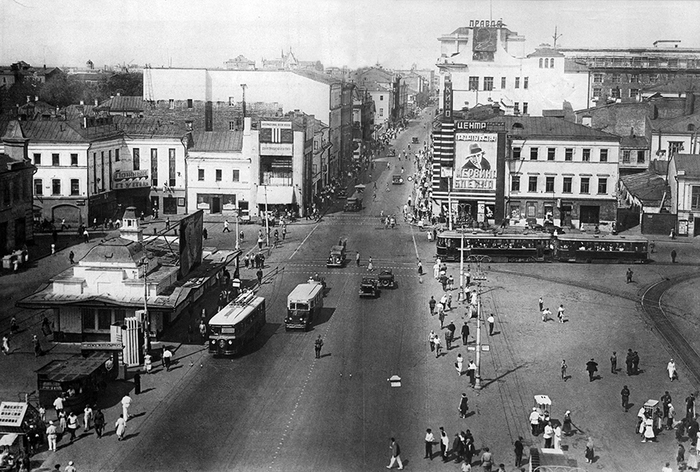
[34, 96, 38, 102]
[630, 127, 635, 137]
[80, 100, 84, 106]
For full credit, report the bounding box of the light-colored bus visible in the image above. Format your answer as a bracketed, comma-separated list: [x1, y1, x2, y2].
[285, 281, 324, 331]
[208, 291, 266, 356]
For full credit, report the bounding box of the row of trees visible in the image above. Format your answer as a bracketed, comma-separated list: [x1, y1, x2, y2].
[4, 71, 143, 109]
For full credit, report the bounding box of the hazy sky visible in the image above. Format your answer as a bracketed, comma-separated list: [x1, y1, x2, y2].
[1, 0, 699, 70]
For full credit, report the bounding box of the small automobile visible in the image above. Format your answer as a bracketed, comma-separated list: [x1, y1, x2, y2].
[359, 277, 379, 298]
[392, 175, 404, 185]
[412, 136, 419, 144]
[378, 268, 395, 288]
[344, 197, 362, 212]
[327, 245, 347, 267]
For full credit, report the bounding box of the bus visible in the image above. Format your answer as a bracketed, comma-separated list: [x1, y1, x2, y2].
[208, 291, 266, 356]
[436, 231, 553, 263]
[554, 234, 649, 263]
[285, 281, 324, 331]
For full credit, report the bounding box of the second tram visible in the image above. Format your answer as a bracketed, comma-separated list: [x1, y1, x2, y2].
[208, 292, 266, 356]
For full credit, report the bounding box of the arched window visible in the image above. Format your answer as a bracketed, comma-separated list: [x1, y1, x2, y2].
[512, 122, 524, 130]
[550, 58, 555, 68]
[539, 58, 543, 68]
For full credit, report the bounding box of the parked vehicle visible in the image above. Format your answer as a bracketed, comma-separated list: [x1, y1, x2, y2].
[392, 175, 404, 185]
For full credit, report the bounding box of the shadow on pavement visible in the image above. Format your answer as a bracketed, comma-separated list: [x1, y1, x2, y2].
[480, 364, 525, 388]
[313, 307, 335, 328]
[242, 322, 281, 356]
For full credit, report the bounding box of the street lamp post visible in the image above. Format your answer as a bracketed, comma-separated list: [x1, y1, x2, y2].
[141, 257, 150, 361]
[474, 282, 483, 390]
[264, 185, 270, 249]
[234, 210, 240, 250]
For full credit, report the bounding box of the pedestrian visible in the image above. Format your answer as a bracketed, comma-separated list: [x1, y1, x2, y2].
[480, 447, 494, 472]
[257, 236, 263, 250]
[530, 408, 541, 435]
[53, 394, 65, 419]
[115, 414, 126, 441]
[356, 252, 360, 267]
[626, 268, 633, 283]
[487, 314, 495, 336]
[256, 268, 263, 285]
[1, 335, 9, 355]
[434, 334, 442, 358]
[438, 303, 446, 328]
[466, 270, 471, 286]
[626, 349, 634, 375]
[429, 330, 435, 352]
[121, 394, 131, 421]
[585, 358, 598, 382]
[165, 217, 170, 230]
[386, 437, 403, 469]
[663, 462, 673, 472]
[66, 411, 79, 442]
[678, 443, 686, 468]
[668, 358, 678, 381]
[466, 360, 477, 387]
[83, 229, 90, 243]
[163, 348, 173, 371]
[367, 256, 373, 271]
[83, 404, 93, 432]
[672, 249, 677, 263]
[543, 421, 553, 448]
[557, 304, 565, 323]
[459, 393, 469, 418]
[448, 274, 454, 290]
[668, 402, 676, 431]
[93, 408, 105, 438]
[199, 320, 207, 344]
[621, 385, 631, 412]
[203, 228, 208, 240]
[561, 360, 568, 381]
[32, 335, 42, 357]
[610, 351, 617, 374]
[447, 294, 453, 311]
[439, 427, 449, 462]
[687, 393, 696, 419]
[563, 410, 573, 436]
[461, 322, 470, 345]
[456, 353, 463, 376]
[51, 243, 56, 255]
[46, 421, 58, 451]
[538, 297, 544, 312]
[417, 260, 423, 275]
[429, 296, 436, 316]
[69, 250, 75, 264]
[65, 461, 77, 472]
[314, 335, 323, 359]
[446, 321, 456, 348]
[424, 428, 435, 459]
[241, 229, 246, 242]
[585, 437, 595, 464]
[133, 372, 141, 395]
[514, 436, 524, 467]
[632, 351, 640, 374]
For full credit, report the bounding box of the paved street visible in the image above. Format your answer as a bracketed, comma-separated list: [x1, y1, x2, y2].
[3, 109, 700, 471]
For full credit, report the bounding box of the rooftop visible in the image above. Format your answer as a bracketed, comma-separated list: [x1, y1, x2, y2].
[674, 153, 700, 177]
[190, 131, 244, 152]
[485, 116, 620, 141]
[80, 237, 145, 266]
[97, 95, 145, 112]
[620, 171, 669, 206]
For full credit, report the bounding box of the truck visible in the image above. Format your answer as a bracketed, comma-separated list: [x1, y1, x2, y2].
[285, 281, 324, 331]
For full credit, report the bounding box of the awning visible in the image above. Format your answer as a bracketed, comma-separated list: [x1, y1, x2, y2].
[257, 186, 296, 205]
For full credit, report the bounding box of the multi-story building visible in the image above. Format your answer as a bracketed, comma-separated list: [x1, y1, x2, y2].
[0, 121, 34, 255]
[668, 153, 700, 236]
[352, 67, 407, 125]
[225, 55, 256, 71]
[493, 116, 621, 230]
[311, 120, 331, 196]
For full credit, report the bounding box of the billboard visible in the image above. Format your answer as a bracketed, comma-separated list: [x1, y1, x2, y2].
[453, 133, 498, 193]
[179, 210, 204, 278]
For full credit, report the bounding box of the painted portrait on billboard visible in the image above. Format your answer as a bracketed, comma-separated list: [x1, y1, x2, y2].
[453, 133, 497, 192]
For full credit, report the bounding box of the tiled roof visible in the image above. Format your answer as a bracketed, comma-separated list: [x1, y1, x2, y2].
[651, 112, 700, 133]
[485, 116, 620, 141]
[353, 68, 394, 84]
[190, 131, 243, 152]
[98, 95, 145, 112]
[620, 171, 668, 206]
[674, 154, 700, 177]
[18, 120, 87, 143]
[81, 237, 144, 265]
[620, 136, 649, 148]
[63, 104, 96, 120]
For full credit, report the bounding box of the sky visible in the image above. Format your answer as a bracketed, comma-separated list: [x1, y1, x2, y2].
[1, 0, 700, 71]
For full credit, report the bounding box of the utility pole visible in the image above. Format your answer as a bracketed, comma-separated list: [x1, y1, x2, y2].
[474, 282, 483, 390]
[141, 257, 150, 361]
[552, 26, 562, 50]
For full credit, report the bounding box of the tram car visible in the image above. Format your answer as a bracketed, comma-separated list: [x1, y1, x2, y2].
[208, 292, 266, 356]
[553, 233, 649, 263]
[435, 231, 553, 263]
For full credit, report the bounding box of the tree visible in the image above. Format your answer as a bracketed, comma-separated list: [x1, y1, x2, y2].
[39, 71, 83, 108]
[100, 72, 143, 98]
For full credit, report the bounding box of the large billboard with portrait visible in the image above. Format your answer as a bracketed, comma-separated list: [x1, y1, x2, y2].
[453, 132, 498, 195]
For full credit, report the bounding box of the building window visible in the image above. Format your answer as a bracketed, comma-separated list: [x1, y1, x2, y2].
[527, 202, 537, 217]
[512, 147, 521, 159]
[539, 58, 543, 68]
[592, 88, 602, 99]
[468, 76, 479, 91]
[630, 74, 640, 83]
[52, 153, 60, 166]
[611, 88, 621, 99]
[669, 141, 684, 155]
[215, 169, 222, 182]
[514, 102, 520, 114]
[115, 149, 120, 162]
[522, 103, 529, 115]
[593, 73, 603, 83]
[549, 58, 554, 68]
[545, 176, 555, 192]
[232, 169, 240, 182]
[33, 153, 41, 165]
[637, 150, 645, 164]
[580, 177, 590, 194]
[565, 148, 573, 161]
[168, 148, 176, 187]
[379, 108, 384, 117]
[547, 148, 556, 161]
[70, 179, 80, 196]
[611, 74, 621, 83]
[187, 99, 193, 108]
[70, 153, 78, 166]
[692, 186, 700, 210]
[600, 149, 608, 162]
[563, 177, 572, 193]
[169, 99, 174, 109]
[630, 88, 639, 99]
[544, 58, 549, 68]
[501, 77, 506, 89]
[150, 149, 158, 187]
[524, 77, 529, 89]
[511, 175, 520, 191]
[52, 179, 61, 195]
[198, 169, 204, 181]
[515, 77, 520, 89]
[34, 179, 42, 196]
[597, 178, 607, 195]
[528, 176, 538, 192]
[229, 121, 236, 131]
[133, 148, 140, 171]
[582, 149, 591, 162]
[622, 150, 631, 164]
[483, 77, 494, 91]
[530, 147, 538, 160]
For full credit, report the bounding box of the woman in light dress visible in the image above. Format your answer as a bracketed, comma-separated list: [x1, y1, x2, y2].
[115, 414, 126, 441]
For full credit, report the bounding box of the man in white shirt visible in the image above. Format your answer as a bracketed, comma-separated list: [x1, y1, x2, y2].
[121, 394, 132, 421]
[53, 395, 64, 418]
[424, 428, 435, 459]
[529, 408, 541, 435]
